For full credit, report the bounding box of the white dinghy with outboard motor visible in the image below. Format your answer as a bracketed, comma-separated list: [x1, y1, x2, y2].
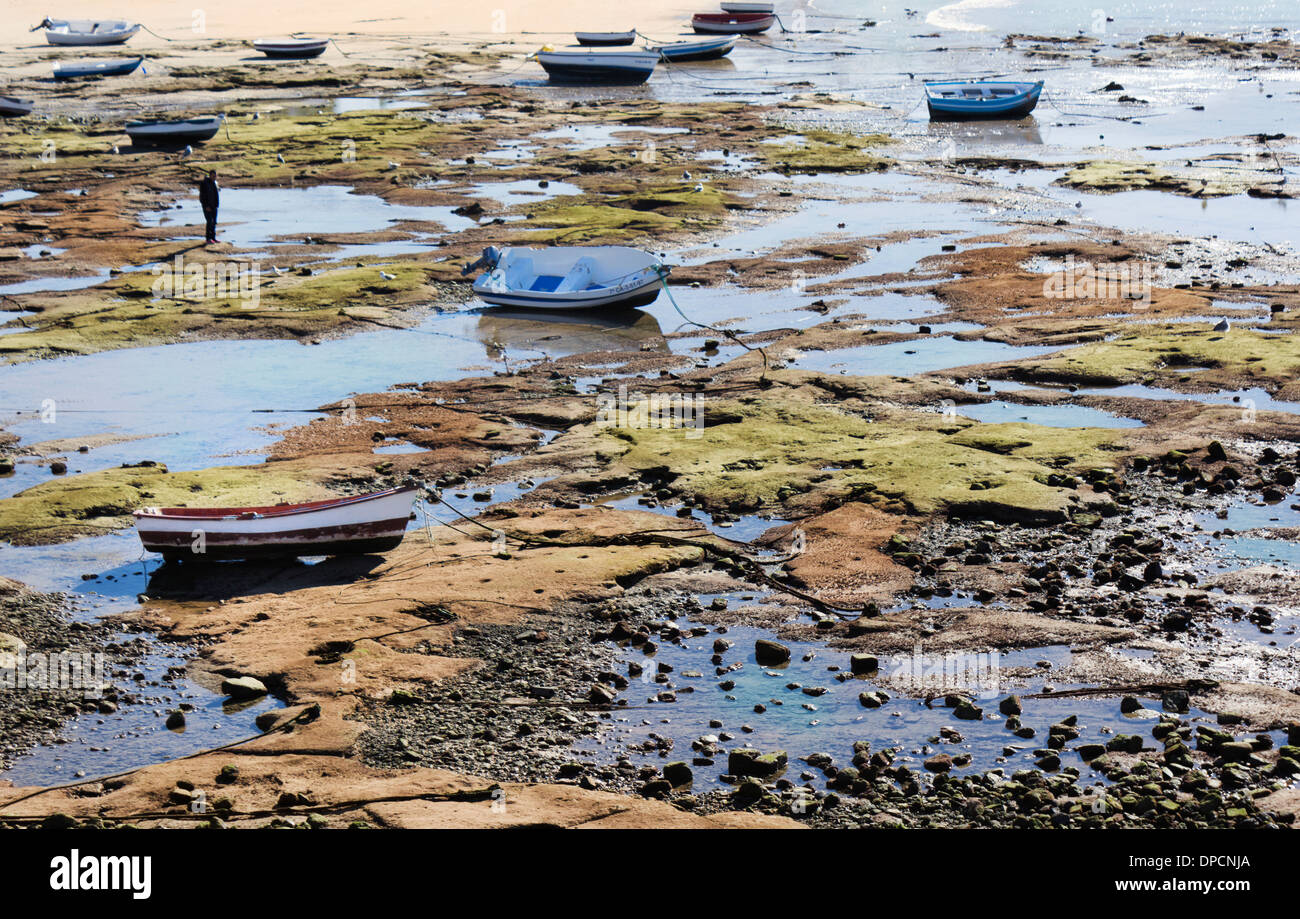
[464, 245, 667, 310]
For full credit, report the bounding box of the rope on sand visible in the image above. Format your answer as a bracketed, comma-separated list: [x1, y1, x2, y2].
[140, 24, 186, 43]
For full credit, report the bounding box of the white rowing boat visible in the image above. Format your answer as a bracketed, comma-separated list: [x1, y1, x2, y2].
[535, 49, 659, 85]
[134, 485, 419, 561]
[651, 36, 736, 61]
[466, 245, 667, 310]
[34, 18, 141, 46]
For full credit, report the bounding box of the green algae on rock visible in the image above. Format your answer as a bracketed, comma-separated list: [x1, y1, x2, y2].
[759, 129, 893, 175]
[1057, 160, 1272, 197]
[520, 182, 738, 245]
[1005, 324, 1300, 394]
[1, 261, 449, 360]
[598, 395, 1123, 523]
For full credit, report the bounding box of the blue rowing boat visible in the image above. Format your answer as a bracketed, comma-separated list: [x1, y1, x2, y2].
[52, 56, 143, 80]
[925, 80, 1043, 120]
[651, 36, 736, 62]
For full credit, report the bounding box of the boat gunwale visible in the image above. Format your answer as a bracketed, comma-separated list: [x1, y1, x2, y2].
[133, 485, 419, 521]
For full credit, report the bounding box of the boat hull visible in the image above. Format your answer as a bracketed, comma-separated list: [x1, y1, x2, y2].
[925, 81, 1043, 121]
[537, 51, 657, 85]
[125, 118, 223, 148]
[575, 31, 636, 46]
[253, 40, 329, 59]
[53, 57, 143, 80]
[476, 278, 663, 310]
[655, 37, 736, 61]
[44, 21, 140, 46]
[691, 12, 775, 33]
[134, 486, 417, 561]
[0, 97, 33, 118]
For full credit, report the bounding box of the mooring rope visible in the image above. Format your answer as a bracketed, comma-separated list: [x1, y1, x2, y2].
[652, 266, 769, 379]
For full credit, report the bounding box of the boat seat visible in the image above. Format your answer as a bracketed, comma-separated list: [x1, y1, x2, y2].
[528, 275, 563, 292]
[553, 256, 600, 293]
[502, 255, 535, 291]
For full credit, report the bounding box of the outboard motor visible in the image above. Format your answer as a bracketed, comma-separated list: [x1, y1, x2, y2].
[461, 246, 502, 277]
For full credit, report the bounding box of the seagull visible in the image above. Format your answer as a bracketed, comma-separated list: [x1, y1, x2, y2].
[681, 170, 691, 180]
[271, 266, 289, 276]
[379, 270, 396, 281]
[693, 183, 704, 193]
[387, 161, 400, 171]
[111, 145, 119, 155]
[276, 153, 285, 163]
[1212, 319, 1230, 332]
[252, 112, 260, 120]
[181, 145, 192, 157]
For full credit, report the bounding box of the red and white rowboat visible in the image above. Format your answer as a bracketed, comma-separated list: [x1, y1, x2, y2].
[133, 485, 418, 561]
[691, 11, 776, 33]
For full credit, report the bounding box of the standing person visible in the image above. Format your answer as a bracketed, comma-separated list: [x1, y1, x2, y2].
[199, 170, 220, 244]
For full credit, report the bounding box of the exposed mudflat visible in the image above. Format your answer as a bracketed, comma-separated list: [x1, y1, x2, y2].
[1, 3, 1298, 829]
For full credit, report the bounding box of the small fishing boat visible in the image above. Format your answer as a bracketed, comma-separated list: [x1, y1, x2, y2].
[719, 1, 775, 12]
[574, 30, 637, 47]
[465, 245, 667, 310]
[133, 485, 419, 561]
[52, 56, 143, 80]
[34, 18, 140, 46]
[652, 35, 736, 62]
[536, 50, 658, 85]
[691, 11, 776, 33]
[0, 96, 34, 118]
[252, 37, 330, 59]
[125, 116, 223, 148]
[925, 80, 1044, 120]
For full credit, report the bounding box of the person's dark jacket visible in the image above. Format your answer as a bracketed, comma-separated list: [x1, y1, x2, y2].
[199, 176, 219, 212]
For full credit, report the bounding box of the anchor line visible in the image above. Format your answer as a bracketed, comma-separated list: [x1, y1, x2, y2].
[653, 267, 769, 380]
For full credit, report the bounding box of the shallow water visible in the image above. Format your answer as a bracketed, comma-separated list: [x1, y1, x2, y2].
[591, 604, 1274, 791]
[956, 399, 1144, 428]
[1, 642, 284, 787]
[787, 335, 1057, 376]
[137, 185, 478, 255]
[0, 309, 540, 501]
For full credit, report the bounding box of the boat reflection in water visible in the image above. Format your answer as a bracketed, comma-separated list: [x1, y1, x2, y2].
[475, 307, 667, 362]
[926, 118, 1044, 149]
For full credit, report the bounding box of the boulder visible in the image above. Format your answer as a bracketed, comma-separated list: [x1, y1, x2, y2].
[221, 676, 268, 700]
[754, 639, 791, 665]
[849, 653, 879, 675]
[728, 748, 788, 778]
[662, 762, 693, 787]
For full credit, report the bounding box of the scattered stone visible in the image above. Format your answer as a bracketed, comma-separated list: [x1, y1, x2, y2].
[754, 639, 791, 665]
